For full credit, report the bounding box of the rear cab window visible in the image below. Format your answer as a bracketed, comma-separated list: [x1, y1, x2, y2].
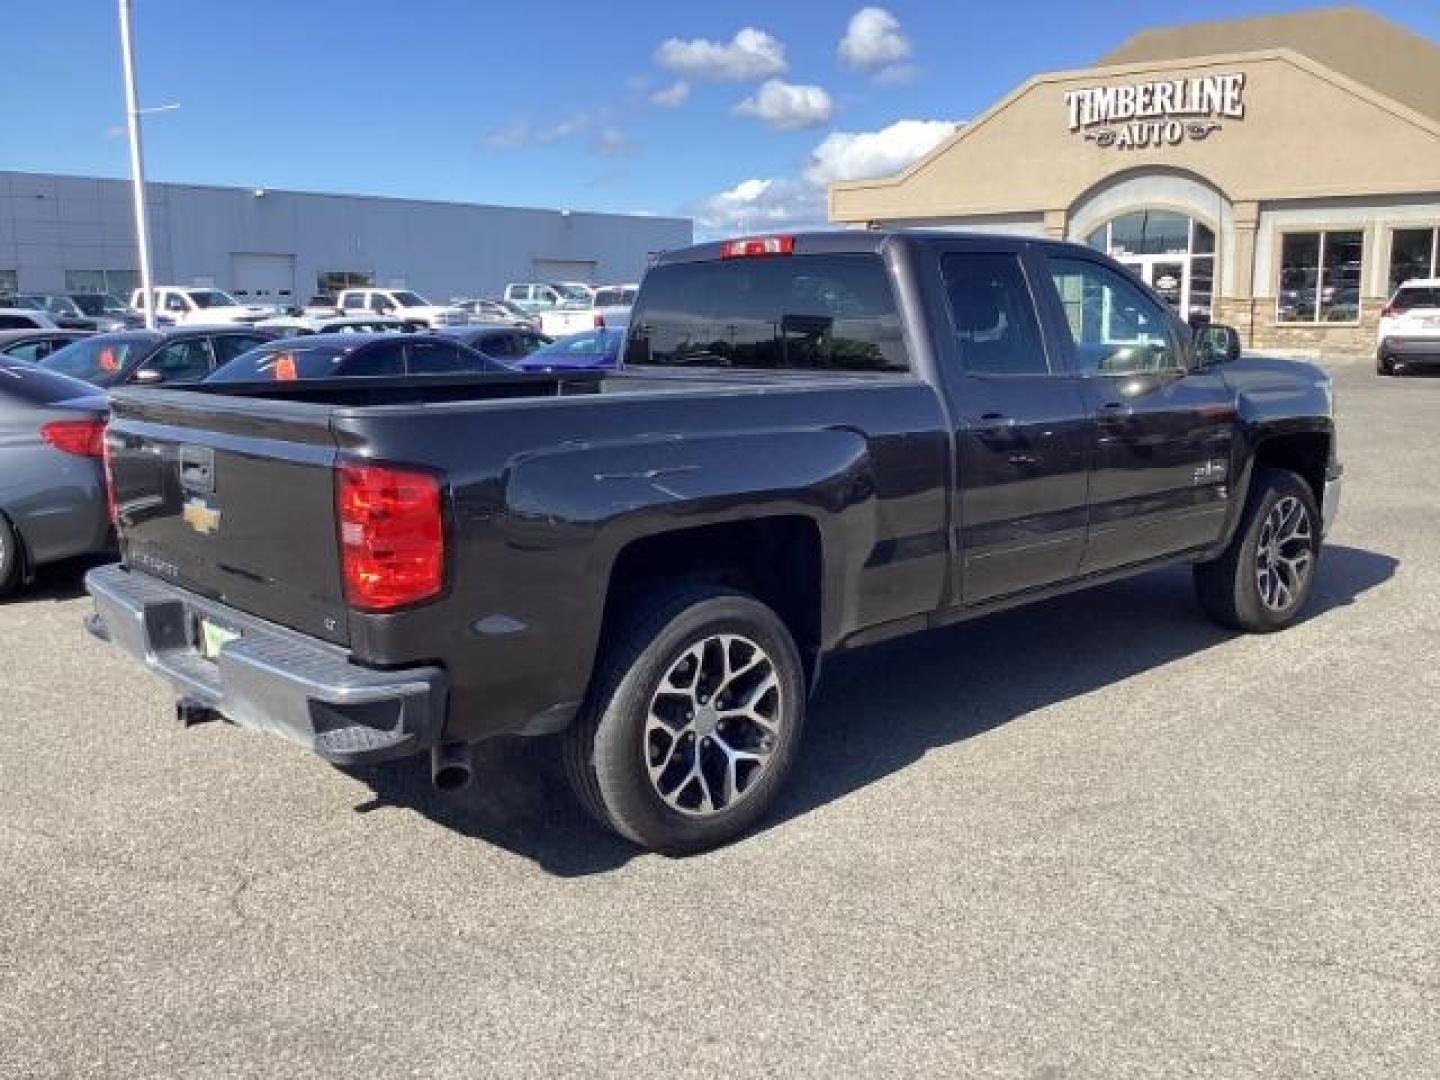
[626, 253, 909, 373]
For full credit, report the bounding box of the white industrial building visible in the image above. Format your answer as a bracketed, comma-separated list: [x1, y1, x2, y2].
[0, 170, 691, 304]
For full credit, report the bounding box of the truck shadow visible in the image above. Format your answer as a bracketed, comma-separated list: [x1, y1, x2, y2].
[1, 554, 114, 605]
[348, 543, 1395, 877]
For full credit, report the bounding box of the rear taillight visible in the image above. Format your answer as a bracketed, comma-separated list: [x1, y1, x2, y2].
[337, 462, 445, 611]
[41, 418, 106, 458]
[720, 235, 795, 259]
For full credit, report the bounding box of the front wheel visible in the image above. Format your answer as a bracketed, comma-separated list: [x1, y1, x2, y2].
[563, 584, 806, 855]
[1194, 467, 1320, 633]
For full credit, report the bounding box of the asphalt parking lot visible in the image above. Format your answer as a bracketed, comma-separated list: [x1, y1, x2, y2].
[1, 360, 1436, 1079]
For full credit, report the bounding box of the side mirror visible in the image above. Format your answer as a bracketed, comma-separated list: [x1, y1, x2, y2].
[131, 368, 165, 386]
[1194, 323, 1242, 366]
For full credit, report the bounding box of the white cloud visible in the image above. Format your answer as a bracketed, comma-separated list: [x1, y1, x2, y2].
[838, 7, 913, 80]
[803, 119, 958, 185]
[693, 177, 825, 234]
[592, 126, 634, 157]
[485, 110, 637, 157]
[733, 79, 834, 131]
[650, 80, 691, 107]
[656, 27, 787, 82]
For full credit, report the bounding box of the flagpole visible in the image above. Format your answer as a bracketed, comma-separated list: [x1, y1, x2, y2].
[118, 0, 155, 329]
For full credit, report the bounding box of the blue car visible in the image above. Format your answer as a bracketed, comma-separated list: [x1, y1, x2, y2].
[514, 326, 627, 372]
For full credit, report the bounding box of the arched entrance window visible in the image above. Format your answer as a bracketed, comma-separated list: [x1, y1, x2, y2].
[1085, 210, 1215, 323]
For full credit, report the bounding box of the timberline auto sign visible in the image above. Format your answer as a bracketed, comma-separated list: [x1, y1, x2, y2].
[1066, 73, 1246, 149]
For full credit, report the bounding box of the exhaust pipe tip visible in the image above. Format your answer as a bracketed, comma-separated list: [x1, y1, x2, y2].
[431, 742, 474, 793]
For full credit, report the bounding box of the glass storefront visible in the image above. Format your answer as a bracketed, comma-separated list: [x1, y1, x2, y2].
[1085, 210, 1216, 323]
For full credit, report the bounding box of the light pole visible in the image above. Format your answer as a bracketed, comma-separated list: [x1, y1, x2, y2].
[117, 0, 155, 328]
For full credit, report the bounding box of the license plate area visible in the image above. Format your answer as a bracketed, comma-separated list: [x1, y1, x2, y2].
[196, 616, 241, 661]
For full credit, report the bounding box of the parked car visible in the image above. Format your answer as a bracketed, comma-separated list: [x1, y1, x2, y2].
[40, 326, 280, 388]
[255, 314, 409, 336]
[451, 298, 539, 330]
[128, 287, 277, 326]
[86, 230, 1341, 854]
[515, 326, 626, 371]
[503, 282, 592, 313]
[3, 293, 99, 330]
[438, 325, 551, 362]
[0, 329, 93, 363]
[301, 294, 341, 318]
[0, 357, 111, 597]
[68, 292, 136, 330]
[334, 288, 466, 328]
[1376, 278, 1440, 375]
[206, 332, 512, 382]
[591, 283, 638, 328]
[0, 308, 59, 331]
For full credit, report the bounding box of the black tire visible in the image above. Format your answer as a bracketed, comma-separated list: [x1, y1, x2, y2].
[1194, 467, 1321, 633]
[0, 514, 20, 599]
[563, 583, 806, 855]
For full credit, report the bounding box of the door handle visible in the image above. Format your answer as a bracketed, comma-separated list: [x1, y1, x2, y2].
[977, 412, 1017, 431]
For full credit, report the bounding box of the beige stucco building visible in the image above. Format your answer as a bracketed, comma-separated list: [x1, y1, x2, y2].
[829, 7, 1440, 352]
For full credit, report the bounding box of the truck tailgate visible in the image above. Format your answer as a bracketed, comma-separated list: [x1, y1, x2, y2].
[106, 390, 350, 646]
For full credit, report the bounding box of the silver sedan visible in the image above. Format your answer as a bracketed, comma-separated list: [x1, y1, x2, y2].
[0, 358, 112, 596]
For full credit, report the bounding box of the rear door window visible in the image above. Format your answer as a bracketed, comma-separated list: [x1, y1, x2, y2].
[210, 334, 273, 367]
[406, 341, 474, 374]
[341, 342, 406, 376]
[940, 253, 1049, 375]
[625, 254, 908, 372]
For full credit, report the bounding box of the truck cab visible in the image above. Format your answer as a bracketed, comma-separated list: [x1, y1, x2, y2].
[334, 288, 466, 329]
[129, 286, 274, 326]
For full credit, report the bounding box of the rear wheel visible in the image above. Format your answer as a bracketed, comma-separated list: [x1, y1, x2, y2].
[563, 584, 806, 855]
[1194, 468, 1320, 633]
[0, 515, 20, 598]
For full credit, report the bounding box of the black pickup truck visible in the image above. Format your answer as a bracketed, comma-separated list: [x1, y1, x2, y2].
[86, 232, 1341, 853]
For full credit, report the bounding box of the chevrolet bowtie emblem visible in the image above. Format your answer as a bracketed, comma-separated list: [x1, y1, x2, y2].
[182, 497, 221, 535]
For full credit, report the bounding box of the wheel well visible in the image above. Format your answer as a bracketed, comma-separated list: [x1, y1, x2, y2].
[1253, 432, 1329, 507]
[603, 517, 823, 680]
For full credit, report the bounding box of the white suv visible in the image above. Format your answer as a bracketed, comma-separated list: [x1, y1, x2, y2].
[335, 288, 466, 328]
[129, 286, 275, 326]
[1377, 278, 1440, 376]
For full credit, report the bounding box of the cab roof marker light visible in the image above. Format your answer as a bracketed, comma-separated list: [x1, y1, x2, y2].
[720, 236, 795, 259]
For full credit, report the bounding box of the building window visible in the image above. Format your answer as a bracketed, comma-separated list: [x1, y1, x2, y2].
[1084, 210, 1216, 323]
[1388, 227, 1438, 293]
[0, 269, 16, 295]
[317, 270, 374, 295]
[1277, 231, 1363, 324]
[65, 269, 138, 296]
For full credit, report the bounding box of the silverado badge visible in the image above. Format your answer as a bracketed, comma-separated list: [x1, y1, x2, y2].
[182, 497, 221, 536]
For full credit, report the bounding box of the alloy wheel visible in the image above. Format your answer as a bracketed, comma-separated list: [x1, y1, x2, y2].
[1255, 495, 1313, 612]
[644, 633, 782, 816]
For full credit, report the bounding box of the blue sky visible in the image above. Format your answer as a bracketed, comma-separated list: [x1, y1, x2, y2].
[2, 0, 1437, 233]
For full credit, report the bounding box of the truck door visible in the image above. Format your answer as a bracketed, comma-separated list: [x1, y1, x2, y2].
[932, 248, 1091, 606]
[1041, 254, 1233, 572]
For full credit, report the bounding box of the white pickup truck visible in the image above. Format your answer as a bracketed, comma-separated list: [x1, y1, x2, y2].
[129, 286, 276, 326]
[335, 288, 467, 329]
